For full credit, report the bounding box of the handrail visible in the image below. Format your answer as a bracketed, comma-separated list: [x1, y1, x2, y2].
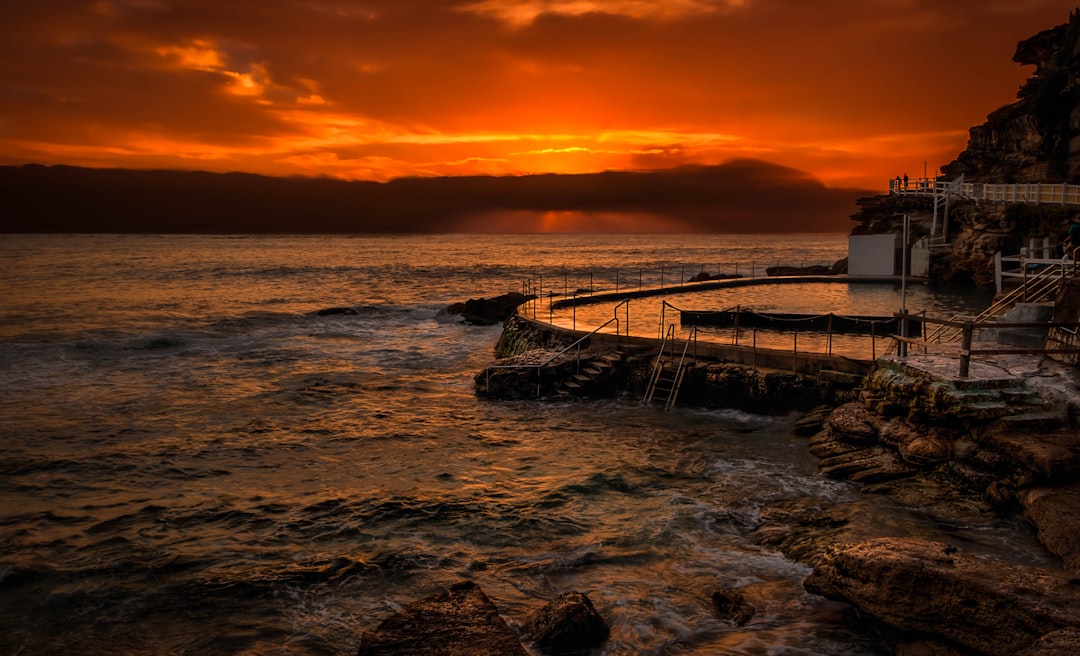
[925, 261, 1072, 345]
[890, 176, 1080, 207]
[484, 301, 629, 397]
[891, 311, 1080, 377]
[665, 325, 699, 410]
[646, 323, 678, 399]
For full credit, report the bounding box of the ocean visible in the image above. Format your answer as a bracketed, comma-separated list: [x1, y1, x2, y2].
[0, 233, 990, 655]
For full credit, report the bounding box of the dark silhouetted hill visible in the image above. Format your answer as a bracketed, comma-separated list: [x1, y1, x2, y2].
[0, 161, 871, 233]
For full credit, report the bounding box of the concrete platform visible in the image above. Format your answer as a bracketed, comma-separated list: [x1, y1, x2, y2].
[881, 345, 1080, 420]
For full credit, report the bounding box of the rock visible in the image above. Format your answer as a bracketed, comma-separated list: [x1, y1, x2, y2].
[1019, 482, 1080, 573]
[824, 402, 880, 444]
[356, 581, 528, 656]
[437, 302, 466, 320]
[793, 404, 833, 436]
[311, 306, 358, 316]
[981, 429, 1080, 483]
[525, 591, 609, 655]
[710, 589, 755, 625]
[803, 537, 1080, 656]
[1014, 627, 1080, 656]
[460, 292, 535, 325]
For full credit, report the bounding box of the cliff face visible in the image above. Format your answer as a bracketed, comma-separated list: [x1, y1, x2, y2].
[850, 11, 1080, 287]
[944, 12, 1080, 184]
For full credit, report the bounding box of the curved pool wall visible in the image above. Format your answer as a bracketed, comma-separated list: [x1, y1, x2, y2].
[548, 274, 910, 310]
[507, 312, 873, 378]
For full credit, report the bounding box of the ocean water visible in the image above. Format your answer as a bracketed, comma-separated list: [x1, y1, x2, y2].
[0, 233, 985, 655]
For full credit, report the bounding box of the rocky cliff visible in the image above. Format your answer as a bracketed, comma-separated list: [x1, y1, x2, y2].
[850, 10, 1080, 287]
[945, 12, 1080, 184]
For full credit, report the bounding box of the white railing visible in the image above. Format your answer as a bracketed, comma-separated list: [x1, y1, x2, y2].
[890, 175, 1080, 207]
[993, 237, 1079, 294]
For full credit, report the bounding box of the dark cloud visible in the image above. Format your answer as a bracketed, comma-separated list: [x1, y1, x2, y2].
[0, 159, 872, 233]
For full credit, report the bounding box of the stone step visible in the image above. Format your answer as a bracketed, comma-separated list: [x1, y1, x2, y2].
[943, 389, 1006, 406]
[951, 401, 1012, 420]
[998, 411, 1066, 433]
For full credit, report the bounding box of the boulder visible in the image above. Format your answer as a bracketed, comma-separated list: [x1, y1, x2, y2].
[824, 402, 880, 444]
[356, 581, 527, 656]
[804, 537, 1080, 656]
[525, 591, 609, 655]
[461, 292, 535, 325]
[1020, 483, 1080, 573]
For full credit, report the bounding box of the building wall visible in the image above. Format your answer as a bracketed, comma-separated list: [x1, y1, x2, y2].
[849, 234, 899, 276]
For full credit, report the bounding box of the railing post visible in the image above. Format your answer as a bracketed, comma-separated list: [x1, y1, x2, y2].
[898, 311, 908, 357]
[792, 332, 798, 373]
[733, 305, 740, 345]
[752, 329, 757, 372]
[995, 252, 1003, 294]
[959, 321, 973, 378]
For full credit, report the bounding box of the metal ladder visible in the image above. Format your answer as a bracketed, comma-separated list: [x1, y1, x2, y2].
[643, 325, 697, 410]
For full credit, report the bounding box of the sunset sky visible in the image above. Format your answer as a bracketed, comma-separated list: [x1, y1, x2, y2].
[0, 1, 1073, 193]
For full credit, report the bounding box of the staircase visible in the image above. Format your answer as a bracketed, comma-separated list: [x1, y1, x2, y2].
[863, 357, 1066, 428]
[887, 261, 1071, 357]
[555, 351, 624, 398]
[643, 325, 697, 410]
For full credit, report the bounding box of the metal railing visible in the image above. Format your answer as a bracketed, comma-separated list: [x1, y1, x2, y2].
[484, 298, 630, 397]
[890, 175, 1080, 207]
[643, 324, 699, 409]
[891, 312, 1080, 377]
[518, 258, 840, 310]
[661, 300, 889, 361]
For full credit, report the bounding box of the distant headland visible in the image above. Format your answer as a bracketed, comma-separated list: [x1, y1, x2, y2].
[0, 159, 869, 234]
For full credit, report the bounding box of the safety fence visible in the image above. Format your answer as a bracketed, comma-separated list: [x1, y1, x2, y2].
[890, 174, 1080, 207]
[891, 312, 1080, 377]
[514, 258, 839, 306]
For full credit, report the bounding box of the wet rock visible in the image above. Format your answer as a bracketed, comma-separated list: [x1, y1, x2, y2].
[436, 302, 466, 320]
[817, 444, 918, 483]
[897, 434, 953, 465]
[981, 429, 1080, 483]
[1014, 627, 1080, 656]
[878, 419, 961, 466]
[1020, 483, 1080, 573]
[710, 589, 756, 625]
[459, 292, 535, 325]
[311, 306, 358, 316]
[356, 581, 527, 656]
[824, 402, 880, 444]
[525, 591, 609, 655]
[793, 404, 833, 436]
[804, 537, 1080, 656]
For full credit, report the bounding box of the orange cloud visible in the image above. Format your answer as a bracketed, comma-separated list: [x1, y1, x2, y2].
[0, 0, 1071, 202]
